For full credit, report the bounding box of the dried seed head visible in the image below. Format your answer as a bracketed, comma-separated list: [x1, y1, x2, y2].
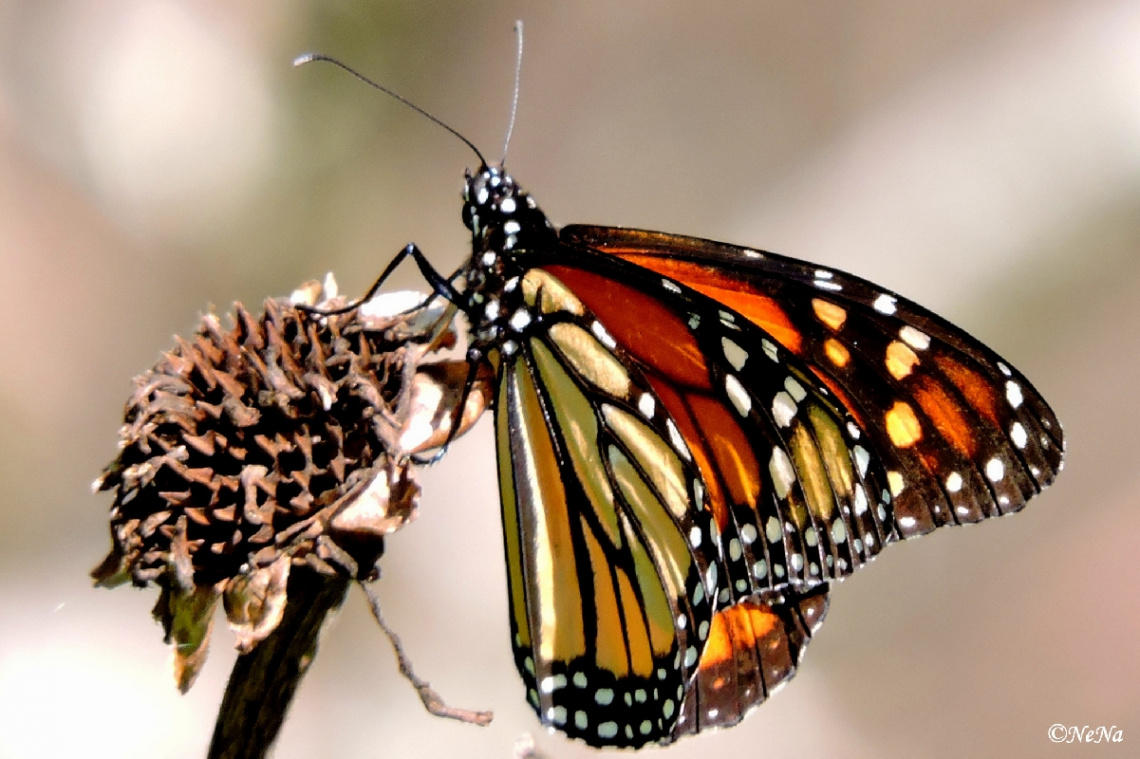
[92, 276, 491, 687]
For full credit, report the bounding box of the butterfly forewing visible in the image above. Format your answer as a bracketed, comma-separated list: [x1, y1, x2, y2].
[535, 249, 896, 601]
[562, 226, 1064, 539]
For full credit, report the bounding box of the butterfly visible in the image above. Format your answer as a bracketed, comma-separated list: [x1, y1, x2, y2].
[296, 54, 1063, 750]
[423, 164, 1062, 748]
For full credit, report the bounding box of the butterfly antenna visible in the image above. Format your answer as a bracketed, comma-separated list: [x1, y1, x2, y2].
[294, 53, 487, 167]
[500, 20, 524, 165]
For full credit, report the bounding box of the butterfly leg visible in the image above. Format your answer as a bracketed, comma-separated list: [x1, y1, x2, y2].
[409, 354, 484, 466]
[300, 243, 462, 316]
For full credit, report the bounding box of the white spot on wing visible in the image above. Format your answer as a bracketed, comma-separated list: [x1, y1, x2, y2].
[1006, 381, 1023, 409]
[772, 391, 797, 427]
[945, 471, 963, 493]
[873, 294, 897, 315]
[899, 326, 930, 350]
[1011, 422, 1028, 448]
[986, 458, 1005, 482]
[770, 448, 795, 499]
[762, 339, 779, 362]
[721, 337, 748, 370]
[784, 376, 807, 402]
[662, 279, 681, 293]
[591, 321, 617, 349]
[638, 393, 655, 419]
[725, 374, 752, 416]
[666, 418, 691, 462]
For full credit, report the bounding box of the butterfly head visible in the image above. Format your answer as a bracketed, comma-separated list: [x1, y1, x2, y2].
[462, 165, 552, 254]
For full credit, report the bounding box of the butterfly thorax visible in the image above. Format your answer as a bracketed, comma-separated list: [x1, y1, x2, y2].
[461, 165, 557, 357]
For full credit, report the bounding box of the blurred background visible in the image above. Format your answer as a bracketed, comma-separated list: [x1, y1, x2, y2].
[1, 1, 1138, 757]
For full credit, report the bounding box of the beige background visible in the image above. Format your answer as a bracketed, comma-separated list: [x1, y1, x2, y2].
[1, 1, 1137, 757]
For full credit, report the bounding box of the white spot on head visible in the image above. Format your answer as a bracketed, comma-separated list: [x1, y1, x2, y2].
[499, 196, 517, 214]
[481, 251, 497, 267]
[725, 374, 752, 416]
[1011, 422, 1028, 448]
[772, 391, 797, 427]
[1006, 381, 1023, 409]
[638, 392, 655, 419]
[503, 220, 521, 235]
[945, 471, 964, 493]
[483, 299, 501, 321]
[721, 337, 748, 370]
[502, 339, 519, 356]
[986, 458, 1005, 482]
[508, 309, 532, 332]
[769, 448, 795, 499]
[873, 294, 897, 315]
[899, 326, 930, 350]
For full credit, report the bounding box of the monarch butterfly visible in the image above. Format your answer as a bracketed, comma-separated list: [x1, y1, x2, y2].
[298, 53, 1063, 749]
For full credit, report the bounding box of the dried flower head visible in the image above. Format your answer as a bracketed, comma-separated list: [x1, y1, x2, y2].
[91, 276, 489, 689]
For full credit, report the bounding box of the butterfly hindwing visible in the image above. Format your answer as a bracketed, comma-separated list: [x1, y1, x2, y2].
[562, 225, 1064, 540]
[673, 584, 830, 740]
[494, 267, 721, 747]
